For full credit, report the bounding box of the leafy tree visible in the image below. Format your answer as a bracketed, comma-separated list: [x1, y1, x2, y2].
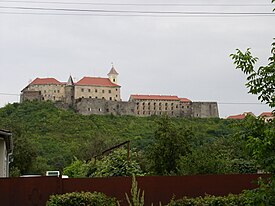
[63, 158, 90, 178]
[91, 148, 144, 177]
[230, 2, 275, 203]
[11, 133, 38, 175]
[230, 35, 275, 173]
[178, 136, 256, 175]
[148, 115, 192, 175]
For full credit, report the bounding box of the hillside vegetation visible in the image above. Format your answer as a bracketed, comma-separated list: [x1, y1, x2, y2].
[0, 101, 254, 176]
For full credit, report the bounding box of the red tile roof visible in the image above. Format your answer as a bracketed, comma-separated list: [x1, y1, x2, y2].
[227, 114, 246, 120]
[76, 77, 120, 87]
[259, 112, 274, 117]
[130, 95, 180, 101]
[30, 78, 62, 85]
[179, 98, 192, 103]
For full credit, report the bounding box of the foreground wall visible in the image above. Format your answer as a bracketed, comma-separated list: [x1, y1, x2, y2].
[0, 174, 268, 206]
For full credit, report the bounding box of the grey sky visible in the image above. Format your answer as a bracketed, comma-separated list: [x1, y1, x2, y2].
[0, 0, 274, 117]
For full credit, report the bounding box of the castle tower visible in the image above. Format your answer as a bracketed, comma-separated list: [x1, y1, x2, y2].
[64, 75, 75, 106]
[107, 65, 119, 84]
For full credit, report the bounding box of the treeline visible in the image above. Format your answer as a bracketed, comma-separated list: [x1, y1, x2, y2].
[0, 101, 256, 176]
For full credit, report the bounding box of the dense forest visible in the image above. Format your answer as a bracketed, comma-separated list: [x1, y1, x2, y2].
[0, 101, 256, 177]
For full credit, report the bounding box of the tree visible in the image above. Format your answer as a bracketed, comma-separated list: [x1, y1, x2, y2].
[230, 5, 275, 205]
[230, 0, 275, 173]
[148, 115, 192, 175]
[91, 148, 144, 177]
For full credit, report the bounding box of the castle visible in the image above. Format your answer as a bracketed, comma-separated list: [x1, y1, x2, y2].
[21, 67, 219, 118]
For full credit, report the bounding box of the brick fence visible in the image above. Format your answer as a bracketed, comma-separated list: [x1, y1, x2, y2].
[0, 174, 268, 206]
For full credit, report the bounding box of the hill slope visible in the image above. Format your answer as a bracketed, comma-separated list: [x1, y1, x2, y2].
[0, 101, 240, 175]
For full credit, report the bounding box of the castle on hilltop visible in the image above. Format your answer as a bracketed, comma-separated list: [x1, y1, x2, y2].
[21, 67, 219, 118]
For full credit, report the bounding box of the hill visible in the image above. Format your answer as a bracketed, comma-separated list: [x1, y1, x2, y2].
[0, 101, 248, 176]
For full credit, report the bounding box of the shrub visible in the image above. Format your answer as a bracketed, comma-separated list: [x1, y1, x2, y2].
[47, 191, 117, 206]
[167, 194, 249, 206]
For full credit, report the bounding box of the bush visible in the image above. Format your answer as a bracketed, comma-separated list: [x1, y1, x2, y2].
[167, 193, 249, 206]
[47, 191, 117, 206]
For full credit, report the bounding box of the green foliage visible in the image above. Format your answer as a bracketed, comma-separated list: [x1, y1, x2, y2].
[239, 117, 275, 173]
[167, 194, 248, 206]
[0, 101, 252, 175]
[178, 136, 257, 175]
[46, 191, 117, 206]
[91, 148, 144, 177]
[168, 179, 275, 206]
[148, 115, 192, 175]
[230, 41, 275, 108]
[63, 158, 90, 178]
[125, 176, 145, 206]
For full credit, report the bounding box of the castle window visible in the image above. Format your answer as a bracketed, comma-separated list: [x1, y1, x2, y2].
[165, 103, 168, 106]
[171, 103, 174, 106]
[159, 103, 161, 106]
[88, 89, 91, 92]
[81, 88, 84, 92]
[116, 95, 118, 97]
[171, 107, 174, 110]
[89, 96, 91, 98]
[102, 97, 105, 99]
[95, 89, 98, 93]
[187, 106, 189, 108]
[172, 111, 174, 115]
[165, 107, 168, 110]
[143, 111, 145, 114]
[136, 102, 139, 105]
[44, 90, 46, 93]
[99, 108, 102, 112]
[154, 107, 156, 110]
[142, 102, 145, 105]
[95, 96, 98, 99]
[54, 90, 56, 93]
[176, 105, 178, 108]
[57, 90, 60, 93]
[109, 97, 112, 100]
[113, 79, 116, 82]
[116, 89, 118, 91]
[137, 111, 140, 115]
[53, 96, 56, 100]
[102, 90, 105, 93]
[109, 90, 111, 93]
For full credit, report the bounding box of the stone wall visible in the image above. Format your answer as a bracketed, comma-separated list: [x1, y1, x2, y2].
[76, 98, 135, 116]
[20, 90, 42, 102]
[191, 102, 219, 118]
[75, 98, 219, 118]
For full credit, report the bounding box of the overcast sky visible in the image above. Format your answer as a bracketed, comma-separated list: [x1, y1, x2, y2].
[0, 0, 274, 118]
